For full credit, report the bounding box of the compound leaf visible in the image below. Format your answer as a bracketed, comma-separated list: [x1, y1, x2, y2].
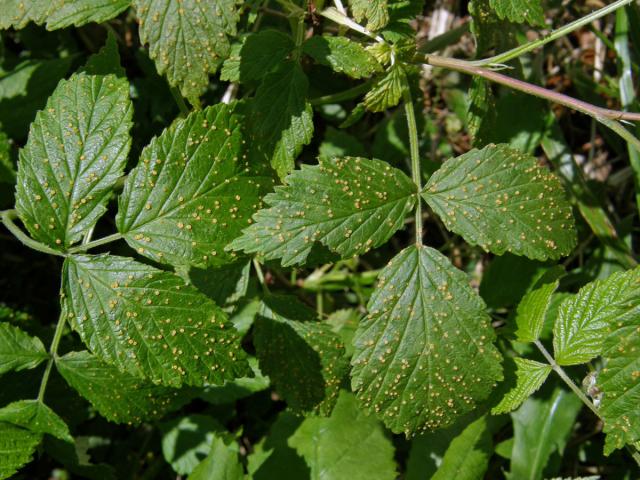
[492, 358, 551, 415]
[254, 296, 348, 415]
[0, 422, 42, 479]
[351, 245, 503, 435]
[0, 400, 72, 443]
[0, 323, 48, 375]
[56, 350, 194, 425]
[553, 267, 640, 366]
[488, 0, 544, 26]
[349, 0, 389, 31]
[117, 103, 274, 269]
[422, 143, 576, 261]
[134, 0, 238, 104]
[62, 254, 250, 387]
[250, 61, 314, 180]
[15, 73, 132, 250]
[229, 156, 415, 267]
[289, 391, 397, 480]
[303, 36, 381, 79]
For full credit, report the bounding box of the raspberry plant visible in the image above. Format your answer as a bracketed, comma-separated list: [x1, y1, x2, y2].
[1, 0, 640, 478]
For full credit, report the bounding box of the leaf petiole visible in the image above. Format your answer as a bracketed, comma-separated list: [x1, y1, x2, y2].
[402, 87, 423, 245]
[36, 315, 66, 402]
[67, 232, 123, 254]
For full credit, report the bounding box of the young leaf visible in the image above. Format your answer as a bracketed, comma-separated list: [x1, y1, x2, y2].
[422, 143, 576, 261]
[514, 277, 560, 343]
[431, 416, 492, 480]
[229, 157, 416, 267]
[351, 245, 503, 435]
[221, 30, 295, 84]
[250, 61, 314, 179]
[134, 0, 238, 104]
[0, 400, 72, 443]
[492, 358, 552, 415]
[488, 0, 544, 26]
[364, 64, 407, 112]
[0, 422, 42, 479]
[15, 72, 132, 250]
[45, 0, 130, 29]
[0, 323, 48, 375]
[553, 267, 640, 366]
[289, 391, 397, 480]
[303, 36, 381, 79]
[117, 103, 274, 268]
[188, 436, 244, 480]
[56, 350, 194, 425]
[254, 296, 348, 415]
[349, 0, 390, 31]
[62, 254, 250, 387]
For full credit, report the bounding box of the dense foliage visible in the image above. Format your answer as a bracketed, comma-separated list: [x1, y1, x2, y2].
[1, 0, 640, 478]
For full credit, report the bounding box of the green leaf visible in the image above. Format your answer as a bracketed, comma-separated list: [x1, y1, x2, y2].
[82, 31, 126, 78]
[62, 254, 250, 387]
[188, 437, 243, 480]
[0, 323, 48, 375]
[303, 36, 381, 79]
[488, 0, 544, 26]
[117, 103, 274, 268]
[349, 0, 389, 31]
[221, 30, 295, 84]
[492, 358, 552, 415]
[351, 245, 503, 435]
[134, 0, 238, 104]
[15, 72, 132, 250]
[0, 422, 42, 480]
[0, 131, 15, 185]
[327, 309, 360, 357]
[509, 389, 581, 480]
[161, 414, 222, 475]
[0, 400, 72, 443]
[479, 254, 545, 309]
[45, 0, 130, 29]
[599, 309, 640, 453]
[319, 127, 367, 162]
[553, 267, 640, 366]
[515, 277, 560, 343]
[199, 357, 269, 405]
[189, 261, 251, 310]
[254, 296, 348, 415]
[422, 144, 576, 261]
[467, 77, 496, 147]
[431, 416, 492, 480]
[0, 0, 50, 28]
[56, 350, 193, 425]
[250, 61, 314, 179]
[289, 391, 397, 480]
[229, 156, 416, 267]
[364, 64, 407, 112]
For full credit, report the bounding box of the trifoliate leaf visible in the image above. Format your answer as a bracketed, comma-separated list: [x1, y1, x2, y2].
[488, 0, 544, 26]
[62, 254, 250, 387]
[553, 267, 640, 366]
[422, 144, 576, 261]
[134, 0, 238, 104]
[46, 0, 130, 29]
[0, 323, 48, 375]
[351, 245, 503, 435]
[515, 278, 560, 343]
[161, 414, 222, 475]
[0, 422, 42, 479]
[56, 351, 194, 425]
[0, 400, 72, 443]
[289, 391, 397, 480]
[229, 156, 416, 266]
[431, 416, 492, 480]
[188, 436, 244, 480]
[364, 64, 407, 112]
[117, 103, 274, 269]
[250, 61, 314, 180]
[15, 73, 132, 251]
[254, 296, 348, 415]
[303, 36, 381, 79]
[349, 0, 389, 31]
[492, 358, 551, 414]
[221, 30, 295, 84]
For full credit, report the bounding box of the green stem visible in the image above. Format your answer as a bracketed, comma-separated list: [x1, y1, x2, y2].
[253, 258, 270, 294]
[1, 210, 66, 258]
[309, 81, 372, 105]
[37, 316, 66, 402]
[67, 232, 123, 254]
[403, 87, 423, 245]
[471, 0, 635, 67]
[170, 86, 190, 116]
